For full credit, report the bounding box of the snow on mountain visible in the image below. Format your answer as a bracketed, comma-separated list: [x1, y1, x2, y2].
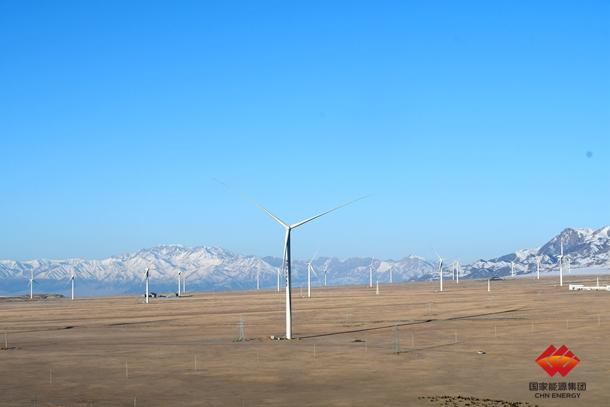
[0, 246, 434, 295]
[463, 226, 610, 278]
[1, 226, 609, 295]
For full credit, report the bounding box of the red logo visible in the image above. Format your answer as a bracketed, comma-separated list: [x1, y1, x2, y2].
[536, 345, 580, 377]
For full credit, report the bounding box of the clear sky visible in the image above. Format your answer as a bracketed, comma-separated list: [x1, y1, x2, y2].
[1, 1, 608, 263]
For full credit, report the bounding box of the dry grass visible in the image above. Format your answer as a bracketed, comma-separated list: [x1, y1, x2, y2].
[1, 276, 609, 406]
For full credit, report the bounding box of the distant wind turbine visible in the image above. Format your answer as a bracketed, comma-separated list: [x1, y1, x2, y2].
[70, 271, 75, 301]
[183, 271, 199, 295]
[306, 251, 319, 299]
[368, 259, 374, 288]
[536, 256, 542, 280]
[144, 267, 150, 304]
[437, 254, 444, 292]
[27, 270, 35, 299]
[558, 242, 565, 287]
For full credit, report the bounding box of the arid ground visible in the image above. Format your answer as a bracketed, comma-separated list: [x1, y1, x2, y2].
[1, 276, 609, 406]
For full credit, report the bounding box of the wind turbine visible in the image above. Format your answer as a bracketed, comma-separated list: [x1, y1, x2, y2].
[389, 265, 393, 284]
[177, 271, 182, 296]
[144, 267, 150, 304]
[28, 270, 35, 299]
[558, 242, 564, 287]
[323, 262, 329, 287]
[256, 268, 260, 290]
[306, 251, 319, 299]
[437, 255, 444, 292]
[455, 260, 460, 284]
[368, 259, 374, 288]
[70, 271, 75, 301]
[536, 256, 542, 280]
[511, 261, 515, 277]
[233, 190, 366, 339]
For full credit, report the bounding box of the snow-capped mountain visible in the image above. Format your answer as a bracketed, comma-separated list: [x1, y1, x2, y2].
[0, 246, 278, 295]
[1, 226, 609, 296]
[463, 226, 610, 278]
[0, 245, 434, 296]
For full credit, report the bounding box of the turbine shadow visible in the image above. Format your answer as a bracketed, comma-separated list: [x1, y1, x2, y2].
[297, 307, 526, 340]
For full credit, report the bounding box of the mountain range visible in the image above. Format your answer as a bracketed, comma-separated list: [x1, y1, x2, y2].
[1, 226, 609, 296]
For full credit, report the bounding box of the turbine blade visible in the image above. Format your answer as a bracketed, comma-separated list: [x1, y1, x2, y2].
[311, 264, 320, 279]
[309, 249, 319, 264]
[213, 178, 289, 228]
[281, 231, 289, 277]
[290, 195, 370, 229]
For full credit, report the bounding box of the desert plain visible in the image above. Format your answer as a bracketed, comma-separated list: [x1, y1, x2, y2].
[1, 276, 609, 406]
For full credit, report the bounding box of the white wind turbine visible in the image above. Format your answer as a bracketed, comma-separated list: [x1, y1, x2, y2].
[558, 241, 565, 287]
[177, 270, 182, 296]
[144, 267, 150, 304]
[455, 260, 460, 284]
[234, 190, 366, 339]
[511, 261, 516, 277]
[368, 259, 374, 288]
[437, 255, 444, 292]
[183, 271, 199, 295]
[323, 261, 329, 287]
[27, 270, 35, 299]
[306, 251, 319, 298]
[70, 271, 75, 301]
[536, 256, 542, 280]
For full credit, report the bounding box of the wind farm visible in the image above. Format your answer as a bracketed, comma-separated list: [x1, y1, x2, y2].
[2, 1, 609, 406]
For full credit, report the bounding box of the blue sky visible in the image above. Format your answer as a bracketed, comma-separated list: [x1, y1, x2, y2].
[1, 1, 609, 262]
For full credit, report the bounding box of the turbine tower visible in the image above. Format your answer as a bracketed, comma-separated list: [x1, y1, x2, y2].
[536, 256, 542, 280]
[177, 271, 182, 296]
[455, 260, 460, 284]
[306, 251, 319, 299]
[144, 267, 150, 304]
[558, 242, 564, 287]
[323, 263, 329, 287]
[246, 196, 365, 339]
[511, 261, 515, 277]
[256, 269, 260, 290]
[70, 272, 75, 301]
[437, 255, 444, 292]
[369, 259, 374, 288]
[28, 270, 34, 299]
